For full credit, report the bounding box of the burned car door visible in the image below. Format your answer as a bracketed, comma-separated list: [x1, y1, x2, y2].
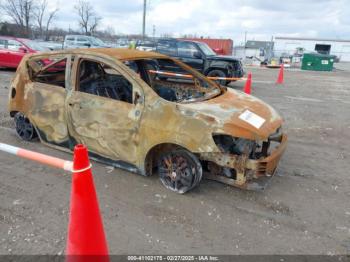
[26, 55, 72, 146]
[66, 56, 144, 165]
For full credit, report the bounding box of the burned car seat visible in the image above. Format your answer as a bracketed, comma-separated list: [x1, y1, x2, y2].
[79, 60, 132, 103]
[79, 61, 103, 95]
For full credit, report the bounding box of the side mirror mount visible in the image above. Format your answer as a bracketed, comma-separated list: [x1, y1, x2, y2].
[193, 51, 203, 59]
[134, 91, 143, 105]
[19, 47, 28, 53]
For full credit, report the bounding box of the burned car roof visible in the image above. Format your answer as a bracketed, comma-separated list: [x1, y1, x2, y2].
[28, 48, 168, 61]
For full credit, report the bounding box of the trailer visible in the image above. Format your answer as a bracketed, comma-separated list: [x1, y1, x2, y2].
[178, 38, 233, 56]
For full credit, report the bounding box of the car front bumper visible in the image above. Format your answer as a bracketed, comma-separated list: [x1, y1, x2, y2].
[199, 134, 288, 190]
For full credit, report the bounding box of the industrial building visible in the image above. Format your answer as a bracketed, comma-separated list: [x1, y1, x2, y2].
[274, 36, 350, 62]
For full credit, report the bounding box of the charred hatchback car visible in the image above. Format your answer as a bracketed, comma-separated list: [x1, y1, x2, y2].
[8, 48, 287, 193]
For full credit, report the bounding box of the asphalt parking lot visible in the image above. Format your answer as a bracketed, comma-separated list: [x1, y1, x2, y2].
[0, 66, 349, 255]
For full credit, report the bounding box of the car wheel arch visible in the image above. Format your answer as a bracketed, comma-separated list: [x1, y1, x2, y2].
[10, 110, 59, 145]
[205, 68, 230, 86]
[12, 111, 39, 141]
[205, 67, 228, 76]
[10, 110, 19, 118]
[143, 142, 197, 176]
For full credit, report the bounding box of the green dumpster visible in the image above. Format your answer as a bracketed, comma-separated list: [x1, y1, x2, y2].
[301, 53, 334, 71]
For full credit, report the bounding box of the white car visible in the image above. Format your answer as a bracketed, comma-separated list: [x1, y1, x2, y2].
[136, 40, 156, 52]
[63, 35, 110, 49]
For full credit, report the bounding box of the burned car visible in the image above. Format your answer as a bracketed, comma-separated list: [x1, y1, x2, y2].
[8, 48, 287, 193]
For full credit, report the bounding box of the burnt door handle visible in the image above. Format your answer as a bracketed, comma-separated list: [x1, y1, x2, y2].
[68, 102, 81, 108]
[134, 92, 141, 105]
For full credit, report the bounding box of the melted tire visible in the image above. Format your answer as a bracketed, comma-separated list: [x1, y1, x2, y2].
[157, 149, 202, 194]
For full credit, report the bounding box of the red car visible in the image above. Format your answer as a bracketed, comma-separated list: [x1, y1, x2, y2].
[0, 36, 47, 68]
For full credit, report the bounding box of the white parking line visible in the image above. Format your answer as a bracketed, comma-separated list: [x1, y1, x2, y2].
[284, 96, 324, 103]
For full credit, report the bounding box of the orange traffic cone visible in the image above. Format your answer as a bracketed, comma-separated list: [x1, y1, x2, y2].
[244, 72, 252, 94]
[66, 144, 109, 261]
[276, 64, 284, 84]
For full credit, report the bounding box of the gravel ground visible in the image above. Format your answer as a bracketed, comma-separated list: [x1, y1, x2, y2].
[0, 66, 349, 255]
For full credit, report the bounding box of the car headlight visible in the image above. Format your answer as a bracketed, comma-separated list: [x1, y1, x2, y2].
[269, 127, 283, 142]
[212, 134, 256, 156]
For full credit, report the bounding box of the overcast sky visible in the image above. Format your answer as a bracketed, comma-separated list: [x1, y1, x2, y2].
[5, 0, 350, 43]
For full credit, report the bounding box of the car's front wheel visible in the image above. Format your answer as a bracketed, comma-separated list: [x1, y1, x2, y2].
[207, 69, 230, 86]
[157, 149, 202, 194]
[14, 112, 37, 141]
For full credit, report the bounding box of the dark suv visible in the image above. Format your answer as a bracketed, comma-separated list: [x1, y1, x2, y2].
[155, 39, 244, 85]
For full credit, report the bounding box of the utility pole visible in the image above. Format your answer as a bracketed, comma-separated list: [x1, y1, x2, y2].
[152, 24, 156, 40]
[244, 31, 247, 60]
[269, 35, 274, 61]
[142, 0, 146, 40]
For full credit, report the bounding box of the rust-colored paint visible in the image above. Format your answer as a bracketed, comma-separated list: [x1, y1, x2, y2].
[8, 48, 287, 190]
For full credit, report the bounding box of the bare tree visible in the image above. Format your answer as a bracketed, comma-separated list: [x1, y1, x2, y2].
[104, 26, 115, 37]
[34, 0, 58, 40]
[0, 0, 34, 37]
[74, 0, 101, 35]
[43, 7, 58, 40]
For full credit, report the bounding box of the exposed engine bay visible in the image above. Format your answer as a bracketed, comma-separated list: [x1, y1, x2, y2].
[205, 127, 284, 184]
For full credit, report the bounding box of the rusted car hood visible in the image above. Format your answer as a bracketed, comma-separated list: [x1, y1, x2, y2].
[180, 89, 283, 141]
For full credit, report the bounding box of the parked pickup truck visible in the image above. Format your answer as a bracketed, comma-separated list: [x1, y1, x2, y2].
[155, 39, 244, 85]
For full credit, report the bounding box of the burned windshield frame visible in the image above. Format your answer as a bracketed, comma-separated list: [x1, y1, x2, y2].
[138, 58, 222, 103]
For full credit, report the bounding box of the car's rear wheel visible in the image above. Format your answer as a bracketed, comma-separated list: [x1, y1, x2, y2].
[14, 113, 37, 141]
[157, 149, 202, 194]
[207, 69, 229, 86]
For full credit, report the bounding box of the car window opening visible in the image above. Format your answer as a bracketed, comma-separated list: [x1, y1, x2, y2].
[29, 57, 69, 88]
[77, 59, 133, 104]
[124, 58, 222, 103]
